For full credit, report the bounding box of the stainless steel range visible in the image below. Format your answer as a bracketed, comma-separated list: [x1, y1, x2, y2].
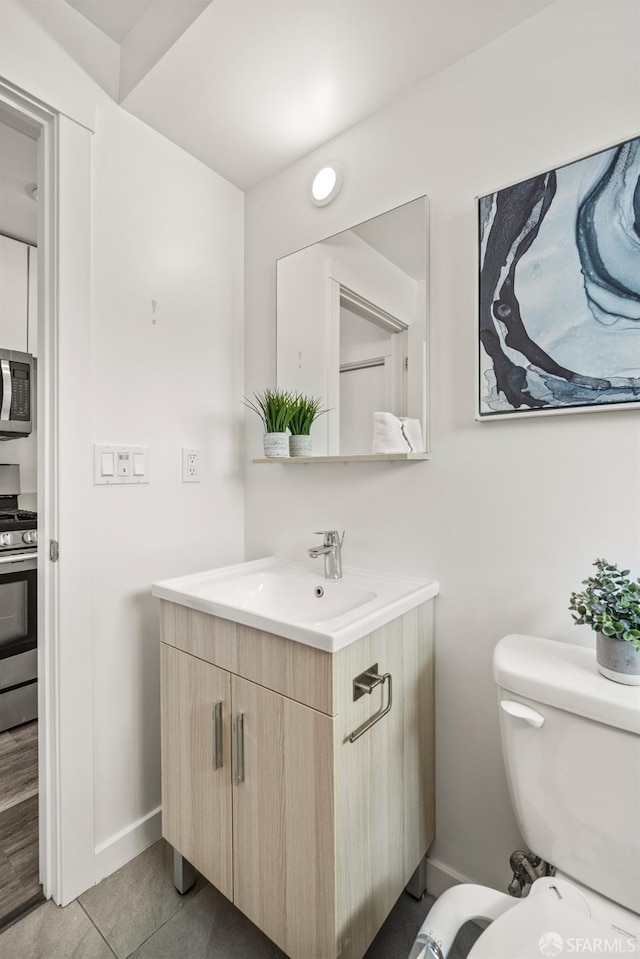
[0, 505, 37, 554]
[0, 465, 37, 732]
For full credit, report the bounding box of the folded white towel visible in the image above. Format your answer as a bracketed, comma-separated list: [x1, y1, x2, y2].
[399, 417, 425, 453]
[372, 412, 411, 454]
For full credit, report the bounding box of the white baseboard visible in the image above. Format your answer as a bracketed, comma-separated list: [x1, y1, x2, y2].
[426, 856, 476, 898]
[94, 806, 162, 883]
[93, 818, 479, 902]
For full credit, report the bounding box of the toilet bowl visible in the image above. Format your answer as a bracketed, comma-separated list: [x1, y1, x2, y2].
[408, 634, 640, 959]
[410, 877, 639, 959]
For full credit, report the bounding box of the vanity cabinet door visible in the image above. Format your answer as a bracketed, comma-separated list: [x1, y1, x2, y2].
[160, 643, 233, 900]
[333, 603, 435, 959]
[231, 674, 336, 959]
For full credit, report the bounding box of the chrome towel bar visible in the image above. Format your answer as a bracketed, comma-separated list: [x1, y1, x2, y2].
[349, 668, 392, 743]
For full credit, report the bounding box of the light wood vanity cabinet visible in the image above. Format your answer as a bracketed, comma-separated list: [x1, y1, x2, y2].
[161, 645, 233, 900]
[159, 599, 435, 959]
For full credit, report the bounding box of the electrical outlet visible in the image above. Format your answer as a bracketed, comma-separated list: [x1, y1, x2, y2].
[182, 448, 201, 483]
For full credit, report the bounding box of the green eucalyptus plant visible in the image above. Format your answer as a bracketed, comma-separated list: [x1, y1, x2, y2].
[288, 392, 328, 436]
[569, 558, 640, 651]
[242, 388, 295, 434]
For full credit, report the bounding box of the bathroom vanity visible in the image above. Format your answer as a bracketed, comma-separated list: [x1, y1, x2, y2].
[155, 559, 437, 959]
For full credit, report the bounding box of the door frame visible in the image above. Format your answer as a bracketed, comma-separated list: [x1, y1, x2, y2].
[327, 279, 408, 454]
[0, 79, 95, 905]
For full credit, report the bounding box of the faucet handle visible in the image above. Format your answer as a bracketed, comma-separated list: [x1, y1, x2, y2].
[313, 530, 345, 546]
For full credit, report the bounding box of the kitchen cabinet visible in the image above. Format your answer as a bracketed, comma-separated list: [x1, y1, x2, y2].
[0, 234, 29, 352]
[27, 245, 37, 357]
[0, 234, 37, 355]
[159, 599, 435, 959]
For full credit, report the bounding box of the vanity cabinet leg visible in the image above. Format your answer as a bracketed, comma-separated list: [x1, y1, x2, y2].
[172, 848, 196, 894]
[406, 856, 427, 900]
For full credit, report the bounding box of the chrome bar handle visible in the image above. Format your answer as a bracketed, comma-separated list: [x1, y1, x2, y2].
[211, 702, 223, 770]
[349, 671, 392, 743]
[0, 360, 11, 421]
[232, 713, 245, 785]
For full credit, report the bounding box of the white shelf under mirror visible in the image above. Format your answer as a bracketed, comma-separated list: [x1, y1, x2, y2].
[253, 452, 430, 464]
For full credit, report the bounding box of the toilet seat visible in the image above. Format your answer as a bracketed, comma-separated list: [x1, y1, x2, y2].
[467, 894, 637, 959]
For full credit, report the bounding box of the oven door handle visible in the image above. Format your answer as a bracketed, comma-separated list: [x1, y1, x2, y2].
[0, 552, 37, 568]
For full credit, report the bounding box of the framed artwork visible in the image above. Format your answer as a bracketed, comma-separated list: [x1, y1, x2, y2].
[477, 135, 640, 418]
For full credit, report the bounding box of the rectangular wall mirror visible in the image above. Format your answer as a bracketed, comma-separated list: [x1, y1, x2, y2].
[276, 196, 429, 459]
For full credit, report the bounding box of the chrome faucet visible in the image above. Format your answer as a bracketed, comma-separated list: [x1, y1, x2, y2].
[308, 530, 345, 580]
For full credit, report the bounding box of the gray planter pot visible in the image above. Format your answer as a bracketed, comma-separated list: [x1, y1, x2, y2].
[263, 432, 289, 457]
[596, 632, 640, 686]
[289, 434, 312, 457]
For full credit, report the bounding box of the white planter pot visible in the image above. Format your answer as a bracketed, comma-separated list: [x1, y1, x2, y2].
[263, 432, 289, 457]
[596, 632, 640, 685]
[289, 435, 312, 457]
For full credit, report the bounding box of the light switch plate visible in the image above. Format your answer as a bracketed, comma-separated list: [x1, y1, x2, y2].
[94, 444, 149, 485]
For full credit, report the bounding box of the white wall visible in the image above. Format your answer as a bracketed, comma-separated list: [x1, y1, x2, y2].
[1, 2, 244, 893]
[276, 242, 329, 421]
[90, 101, 244, 874]
[0, 0, 117, 130]
[244, 0, 640, 893]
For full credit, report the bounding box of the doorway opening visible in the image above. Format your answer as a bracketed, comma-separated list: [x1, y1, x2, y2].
[0, 77, 96, 914]
[0, 109, 43, 929]
[334, 285, 408, 455]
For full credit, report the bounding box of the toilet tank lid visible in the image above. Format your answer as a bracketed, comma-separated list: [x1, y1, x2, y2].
[494, 634, 640, 735]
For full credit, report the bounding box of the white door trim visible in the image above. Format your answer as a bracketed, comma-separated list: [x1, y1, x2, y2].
[0, 81, 95, 906]
[328, 278, 409, 454]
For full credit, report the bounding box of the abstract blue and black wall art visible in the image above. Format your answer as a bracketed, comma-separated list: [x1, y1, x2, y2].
[478, 135, 640, 417]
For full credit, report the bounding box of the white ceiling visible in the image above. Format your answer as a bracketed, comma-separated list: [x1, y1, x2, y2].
[63, 0, 155, 43]
[48, 1, 555, 191]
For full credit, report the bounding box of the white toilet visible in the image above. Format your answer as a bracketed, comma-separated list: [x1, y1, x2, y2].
[409, 633, 640, 959]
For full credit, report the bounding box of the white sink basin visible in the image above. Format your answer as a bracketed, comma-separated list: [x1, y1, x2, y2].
[152, 557, 439, 652]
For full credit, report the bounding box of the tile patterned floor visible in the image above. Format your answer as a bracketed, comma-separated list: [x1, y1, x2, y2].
[0, 720, 42, 929]
[0, 837, 483, 959]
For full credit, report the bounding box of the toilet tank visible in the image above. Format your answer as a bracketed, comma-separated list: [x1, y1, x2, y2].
[494, 634, 640, 914]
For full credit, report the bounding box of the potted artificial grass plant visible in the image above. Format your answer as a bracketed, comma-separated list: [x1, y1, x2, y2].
[569, 558, 640, 685]
[288, 392, 328, 457]
[243, 388, 294, 457]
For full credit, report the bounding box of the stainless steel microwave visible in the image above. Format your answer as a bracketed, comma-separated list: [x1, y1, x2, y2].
[0, 349, 33, 439]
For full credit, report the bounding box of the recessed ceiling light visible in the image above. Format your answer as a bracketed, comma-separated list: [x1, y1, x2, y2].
[311, 165, 342, 206]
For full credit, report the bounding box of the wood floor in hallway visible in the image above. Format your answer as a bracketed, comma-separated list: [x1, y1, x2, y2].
[0, 720, 42, 931]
